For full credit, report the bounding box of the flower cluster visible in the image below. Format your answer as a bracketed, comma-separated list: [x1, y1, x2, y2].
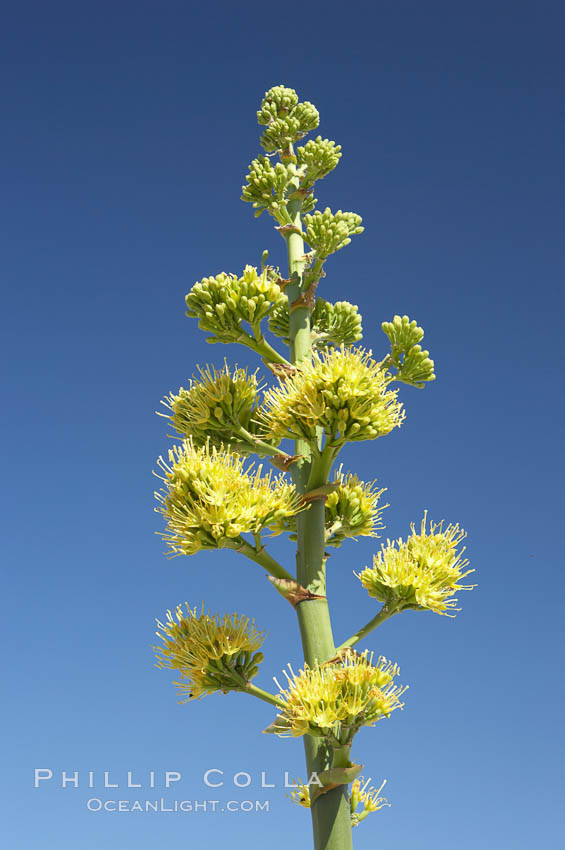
[303, 208, 364, 258]
[241, 156, 292, 219]
[273, 652, 406, 744]
[155, 440, 299, 556]
[185, 265, 285, 344]
[260, 347, 405, 449]
[161, 363, 261, 449]
[382, 315, 436, 387]
[350, 777, 390, 826]
[257, 85, 319, 153]
[268, 296, 363, 349]
[325, 471, 388, 547]
[296, 136, 342, 187]
[154, 604, 265, 701]
[357, 513, 474, 615]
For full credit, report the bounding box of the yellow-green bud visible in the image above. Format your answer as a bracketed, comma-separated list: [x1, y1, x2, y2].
[382, 315, 436, 387]
[185, 265, 286, 343]
[269, 296, 363, 349]
[296, 136, 342, 185]
[324, 470, 388, 546]
[303, 207, 364, 258]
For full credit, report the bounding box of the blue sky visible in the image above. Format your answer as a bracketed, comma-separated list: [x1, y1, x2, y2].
[2, 2, 564, 848]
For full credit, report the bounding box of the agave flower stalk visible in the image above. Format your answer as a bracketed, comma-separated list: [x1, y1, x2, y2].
[152, 85, 474, 850]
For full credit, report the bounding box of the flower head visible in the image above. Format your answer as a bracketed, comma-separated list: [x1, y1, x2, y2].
[268, 296, 363, 349]
[260, 347, 404, 448]
[325, 469, 388, 546]
[274, 652, 406, 744]
[161, 363, 261, 449]
[382, 315, 435, 387]
[256, 86, 319, 153]
[155, 440, 299, 556]
[358, 513, 475, 615]
[185, 265, 285, 343]
[303, 208, 364, 258]
[155, 604, 265, 701]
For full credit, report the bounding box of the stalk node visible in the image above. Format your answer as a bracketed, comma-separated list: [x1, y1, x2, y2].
[267, 576, 326, 608]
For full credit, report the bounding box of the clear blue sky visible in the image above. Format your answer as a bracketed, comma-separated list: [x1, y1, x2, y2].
[2, 2, 564, 848]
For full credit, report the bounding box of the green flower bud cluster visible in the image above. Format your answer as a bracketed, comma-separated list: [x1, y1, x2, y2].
[268, 297, 363, 349]
[303, 208, 364, 258]
[261, 347, 405, 449]
[161, 363, 261, 450]
[185, 265, 285, 343]
[256, 85, 299, 123]
[357, 513, 474, 616]
[155, 604, 265, 701]
[241, 155, 292, 218]
[382, 315, 436, 387]
[155, 440, 299, 556]
[324, 471, 388, 547]
[296, 136, 342, 186]
[257, 85, 319, 153]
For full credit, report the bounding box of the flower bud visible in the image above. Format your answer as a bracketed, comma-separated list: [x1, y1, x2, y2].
[303, 208, 364, 258]
[269, 296, 363, 349]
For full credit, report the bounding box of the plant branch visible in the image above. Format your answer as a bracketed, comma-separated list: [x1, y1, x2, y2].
[226, 536, 295, 582]
[335, 604, 397, 653]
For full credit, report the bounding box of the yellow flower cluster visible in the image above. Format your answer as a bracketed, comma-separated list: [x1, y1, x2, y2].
[358, 513, 475, 615]
[288, 774, 389, 825]
[260, 347, 405, 448]
[325, 470, 388, 547]
[287, 779, 312, 809]
[155, 604, 265, 701]
[274, 652, 406, 743]
[350, 777, 389, 826]
[161, 363, 261, 449]
[155, 440, 299, 556]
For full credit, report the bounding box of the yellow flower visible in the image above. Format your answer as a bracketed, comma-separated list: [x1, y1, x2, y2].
[274, 652, 406, 744]
[325, 468, 388, 546]
[155, 439, 299, 556]
[154, 603, 265, 701]
[358, 512, 475, 615]
[287, 779, 311, 809]
[350, 777, 389, 826]
[260, 347, 404, 449]
[160, 363, 261, 448]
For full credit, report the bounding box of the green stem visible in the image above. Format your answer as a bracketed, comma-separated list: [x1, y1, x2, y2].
[226, 537, 294, 582]
[241, 331, 292, 368]
[285, 182, 353, 850]
[335, 604, 396, 653]
[241, 681, 287, 711]
[235, 426, 294, 467]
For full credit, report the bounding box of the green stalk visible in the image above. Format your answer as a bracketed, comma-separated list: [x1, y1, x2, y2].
[226, 537, 295, 582]
[284, 191, 354, 850]
[335, 604, 396, 653]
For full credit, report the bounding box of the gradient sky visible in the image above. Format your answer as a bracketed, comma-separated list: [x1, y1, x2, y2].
[2, 2, 564, 849]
